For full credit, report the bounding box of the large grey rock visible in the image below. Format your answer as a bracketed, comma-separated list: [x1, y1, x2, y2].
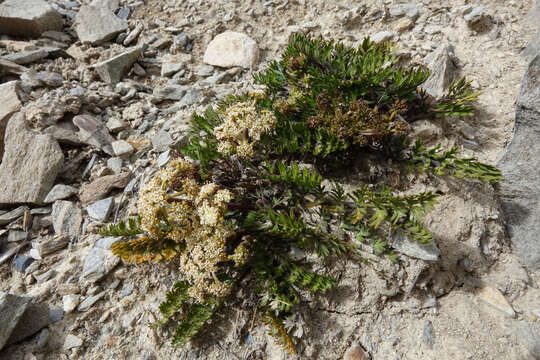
[497, 54, 540, 270]
[421, 44, 457, 99]
[0, 80, 21, 159]
[73, 114, 114, 155]
[0, 0, 63, 37]
[391, 230, 440, 261]
[151, 129, 173, 152]
[82, 236, 122, 282]
[94, 46, 143, 84]
[203, 31, 259, 69]
[0, 292, 49, 350]
[52, 201, 82, 236]
[0, 292, 28, 350]
[0, 113, 64, 205]
[75, 5, 128, 45]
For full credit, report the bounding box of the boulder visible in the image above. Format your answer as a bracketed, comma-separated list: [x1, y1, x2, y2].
[93, 46, 144, 84]
[203, 31, 259, 69]
[421, 44, 457, 99]
[0, 81, 21, 159]
[497, 54, 540, 270]
[0, 113, 64, 205]
[75, 5, 128, 45]
[0, 0, 63, 37]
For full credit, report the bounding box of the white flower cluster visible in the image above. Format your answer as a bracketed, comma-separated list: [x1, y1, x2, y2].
[214, 101, 277, 158]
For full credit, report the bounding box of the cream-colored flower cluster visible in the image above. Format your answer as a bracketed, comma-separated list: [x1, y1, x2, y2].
[214, 101, 277, 158]
[137, 159, 236, 302]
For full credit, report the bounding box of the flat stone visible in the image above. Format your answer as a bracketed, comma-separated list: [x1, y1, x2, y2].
[8, 230, 27, 242]
[52, 201, 82, 236]
[371, 31, 395, 43]
[203, 31, 259, 69]
[33, 268, 56, 282]
[35, 328, 50, 349]
[0, 206, 28, 225]
[343, 344, 368, 360]
[82, 237, 122, 282]
[391, 230, 440, 261]
[44, 184, 78, 203]
[521, 30, 540, 60]
[420, 44, 457, 99]
[79, 172, 131, 204]
[37, 234, 70, 256]
[94, 46, 143, 84]
[106, 117, 126, 132]
[178, 88, 202, 108]
[111, 140, 135, 158]
[497, 54, 540, 270]
[151, 130, 173, 152]
[0, 81, 21, 159]
[86, 197, 114, 222]
[107, 157, 123, 173]
[75, 5, 128, 45]
[0, 0, 63, 37]
[48, 307, 63, 323]
[152, 85, 188, 102]
[35, 71, 63, 87]
[389, 3, 421, 20]
[7, 302, 49, 346]
[1, 49, 49, 65]
[14, 256, 34, 273]
[0, 59, 27, 76]
[0, 113, 64, 205]
[161, 60, 184, 77]
[477, 286, 516, 318]
[73, 114, 114, 155]
[62, 294, 80, 314]
[77, 292, 105, 311]
[63, 334, 83, 350]
[156, 150, 170, 167]
[195, 64, 214, 77]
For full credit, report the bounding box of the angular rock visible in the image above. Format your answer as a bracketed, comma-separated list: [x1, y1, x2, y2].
[1, 49, 49, 65]
[35, 71, 63, 87]
[0, 59, 28, 76]
[86, 197, 114, 222]
[203, 31, 259, 69]
[14, 256, 34, 273]
[343, 344, 368, 360]
[464, 6, 491, 30]
[7, 301, 49, 346]
[420, 44, 457, 99]
[63, 334, 83, 350]
[36, 234, 70, 257]
[389, 3, 421, 20]
[476, 286, 516, 318]
[77, 292, 105, 311]
[35, 328, 50, 349]
[371, 30, 395, 43]
[391, 230, 440, 261]
[52, 201, 82, 237]
[73, 114, 114, 155]
[521, 30, 540, 60]
[152, 85, 188, 102]
[497, 54, 540, 270]
[7, 230, 27, 242]
[75, 5, 128, 45]
[79, 172, 131, 204]
[0, 0, 63, 37]
[94, 46, 143, 84]
[161, 60, 184, 77]
[48, 307, 63, 323]
[0, 113, 64, 205]
[107, 157, 123, 173]
[0, 292, 30, 351]
[44, 184, 78, 203]
[0, 80, 21, 159]
[178, 88, 202, 108]
[82, 237, 122, 282]
[62, 294, 80, 314]
[111, 140, 135, 158]
[151, 130, 173, 152]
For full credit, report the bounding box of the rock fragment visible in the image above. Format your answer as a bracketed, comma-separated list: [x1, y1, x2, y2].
[75, 5, 128, 45]
[476, 286, 516, 318]
[1, 49, 49, 65]
[111, 140, 135, 158]
[52, 201, 82, 236]
[82, 237, 122, 282]
[371, 31, 395, 43]
[420, 44, 457, 99]
[0, 0, 63, 37]
[343, 344, 368, 360]
[0, 80, 21, 159]
[86, 197, 114, 222]
[497, 54, 540, 270]
[44, 184, 78, 203]
[73, 114, 115, 155]
[62, 294, 80, 314]
[94, 45, 144, 84]
[63, 334, 83, 350]
[203, 31, 259, 69]
[391, 230, 440, 261]
[0, 206, 28, 226]
[79, 172, 131, 204]
[36, 234, 70, 257]
[0, 113, 64, 205]
[14, 256, 34, 273]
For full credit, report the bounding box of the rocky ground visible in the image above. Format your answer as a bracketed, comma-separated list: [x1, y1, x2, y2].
[0, 0, 539, 359]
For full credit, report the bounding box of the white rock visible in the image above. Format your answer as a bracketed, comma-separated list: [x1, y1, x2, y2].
[63, 334, 83, 350]
[203, 31, 259, 69]
[371, 31, 395, 43]
[111, 140, 135, 158]
[476, 286, 516, 318]
[62, 294, 80, 314]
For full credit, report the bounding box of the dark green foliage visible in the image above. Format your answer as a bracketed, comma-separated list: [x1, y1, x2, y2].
[108, 34, 502, 354]
[98, 217, 143, 236]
